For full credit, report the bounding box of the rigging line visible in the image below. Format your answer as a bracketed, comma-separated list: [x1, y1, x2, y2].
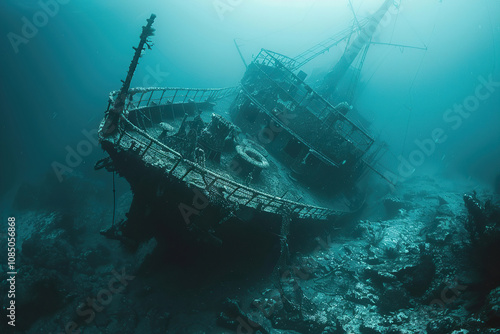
[363, 47, 392, 87]
[348, 0, 361, 28]
[484, 0, 497, 74]
[112, 171, 116, 226]
[234, 39, 248, 68]
[408, 47, 427, 98]
[348, 43, 370, 103]
[369, 42, 427, 51]
[233, 37, 245, 47]
[367, 152, 397, 175]
[302, 0, 320, 22]
[389, 2, 400, 44]
[343, 23, 357, 54]
[400, 15, 428, 49]
[401, 48, 426, 157]
[385, 140, 403, 162]
[371, 122, 401, 164]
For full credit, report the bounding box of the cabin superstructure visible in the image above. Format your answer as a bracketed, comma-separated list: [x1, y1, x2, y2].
[231, 49, 376, 192]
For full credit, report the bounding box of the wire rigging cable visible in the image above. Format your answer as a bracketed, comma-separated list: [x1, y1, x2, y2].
[399, 0, 437, 157]
[400, 44, 428, 157]
[112, 171, 116, 226]
[389, 1, 400, 44]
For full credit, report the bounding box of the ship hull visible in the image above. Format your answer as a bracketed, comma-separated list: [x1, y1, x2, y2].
[100, 140, 340, 276]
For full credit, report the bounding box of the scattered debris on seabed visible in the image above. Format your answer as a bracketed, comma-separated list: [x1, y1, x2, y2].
[2, 174, 500, 333]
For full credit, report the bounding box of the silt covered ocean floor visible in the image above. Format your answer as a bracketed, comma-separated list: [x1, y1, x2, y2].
[1, 172, 500, 333]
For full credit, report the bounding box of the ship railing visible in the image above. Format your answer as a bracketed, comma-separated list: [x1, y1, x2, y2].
[258, 49, 299, 70]
[107, 116, 339, 221]
[250, 49, 374, 155]
[108, 86, 238, 113]
[240, 85, 341, 167]
[290, 18, 369, 70]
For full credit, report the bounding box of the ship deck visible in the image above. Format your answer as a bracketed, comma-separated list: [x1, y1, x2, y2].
[99, 88, 353, 220]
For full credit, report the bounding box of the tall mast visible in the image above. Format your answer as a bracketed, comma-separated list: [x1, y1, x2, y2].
[102, 14, 157, 136]
[323, 0, 393, 99]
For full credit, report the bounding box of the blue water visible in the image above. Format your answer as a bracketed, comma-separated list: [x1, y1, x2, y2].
[1, 0, 499, 197]
[1, 2, 500, 333]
